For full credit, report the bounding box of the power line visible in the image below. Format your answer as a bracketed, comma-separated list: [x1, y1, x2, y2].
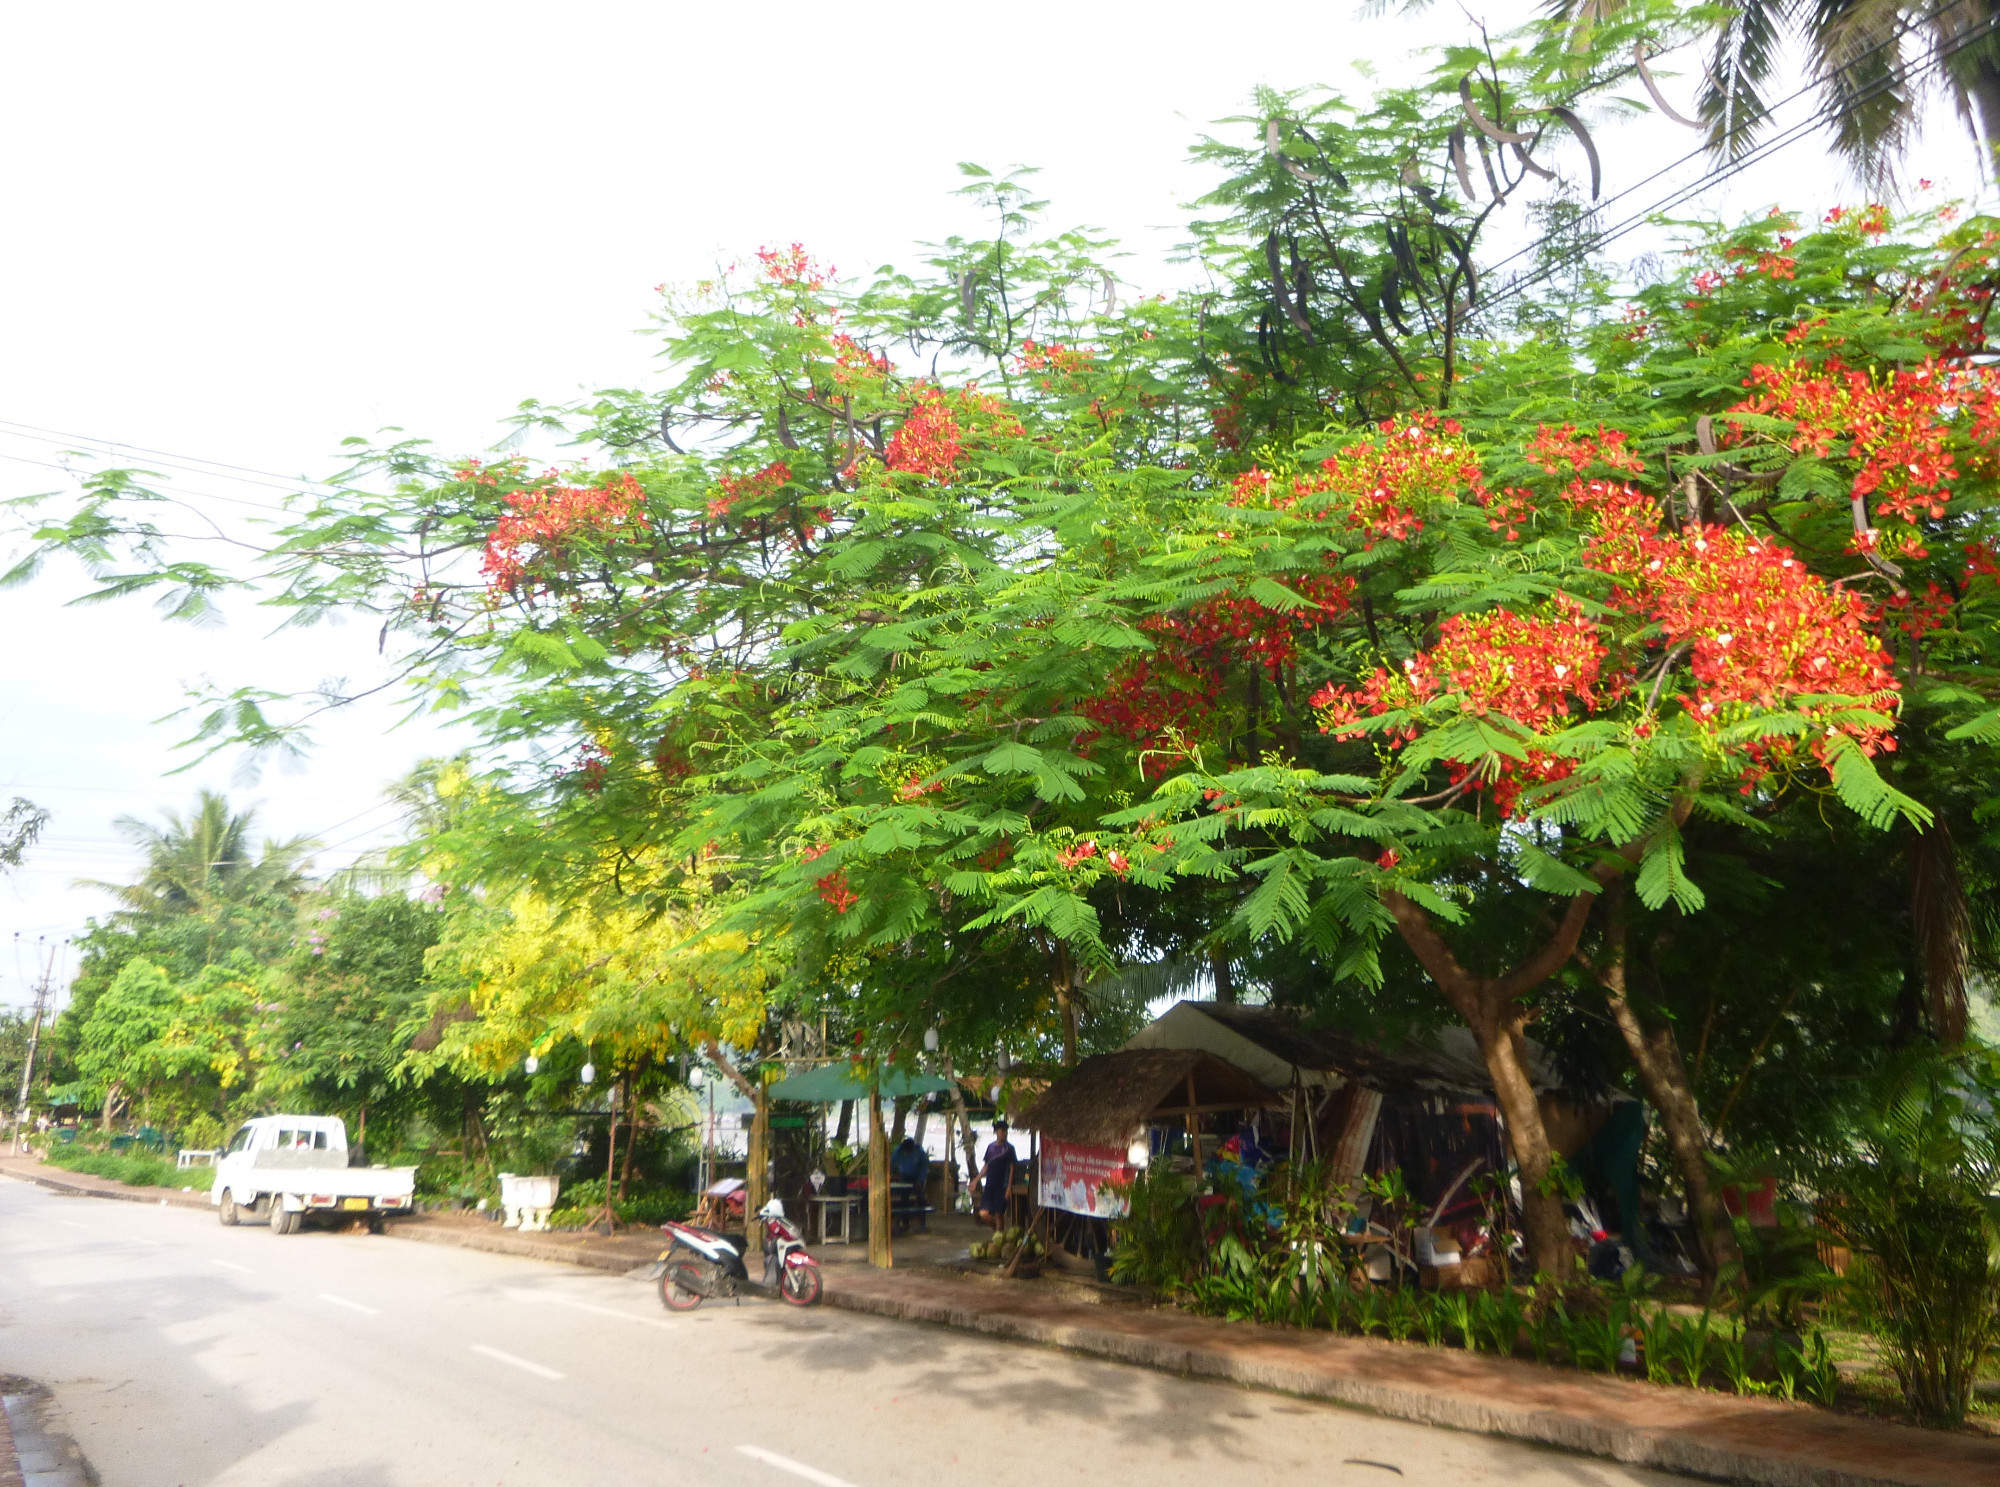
[1482, 0, 2000, 310]
[0, 448, 295, 517]
[0, 417, 340, 494]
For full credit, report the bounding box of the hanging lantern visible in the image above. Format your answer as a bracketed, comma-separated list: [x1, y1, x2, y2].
[580, 1062, 596, 1085]
[923, 1027, 939, 1053]
[689, 1066, 704, 1087]
[524, 1055, 539, 1075]
[996, 1048, 1012, 1072]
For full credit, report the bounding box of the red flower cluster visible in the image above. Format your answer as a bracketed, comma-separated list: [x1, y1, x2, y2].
[829, 334, 891, 389]
[1056, 839, 1098, 869]
[1570, 472, 1901, 757]
[1308, 411, 1486, 547]
[757, 244, 830, 289]
[1888, 582, 1955, 640]
[1525, 424, 1645, 476]
[894, 773, 942, 802]
[709, 460, 791, 520]
[816, 870, 858, 914]
[1311, 599, 1606, 813]
[885, 392, 964, 481]
[1728, 357, 2000, 528]
[1079, 575, 1353, 767]
[1017, 339, 1095, 391]
[482, 475, 646, 590]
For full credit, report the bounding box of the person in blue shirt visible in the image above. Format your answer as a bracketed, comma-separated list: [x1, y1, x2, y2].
[890, 1135, 930, 1233]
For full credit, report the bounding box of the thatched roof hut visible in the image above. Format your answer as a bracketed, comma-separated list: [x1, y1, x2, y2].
[1014, 1049, 1276, 1148]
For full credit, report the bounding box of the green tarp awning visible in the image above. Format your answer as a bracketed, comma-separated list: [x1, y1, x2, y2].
[764, 1064, 955, 1103]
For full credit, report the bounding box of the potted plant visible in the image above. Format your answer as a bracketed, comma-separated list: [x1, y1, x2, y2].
[822, 1142, 859, 1196]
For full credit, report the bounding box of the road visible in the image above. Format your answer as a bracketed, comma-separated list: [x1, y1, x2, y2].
[0, 1177, 1681, 1487]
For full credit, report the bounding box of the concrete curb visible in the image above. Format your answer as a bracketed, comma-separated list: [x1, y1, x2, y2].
[0, 1160, 211, 1211]
[819, 1282, 2000, 1487]
[383, 1215, 659, 1275]
[0, 1391, 20, 1487]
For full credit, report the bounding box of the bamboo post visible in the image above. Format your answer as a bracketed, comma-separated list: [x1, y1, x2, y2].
[746, 1082, 770, 1221]
[868, 1086, 893, 1268]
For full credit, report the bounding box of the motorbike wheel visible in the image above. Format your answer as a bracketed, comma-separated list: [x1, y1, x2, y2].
[660, 1259, 707, 1312]
[779, 1261, 823, 1307]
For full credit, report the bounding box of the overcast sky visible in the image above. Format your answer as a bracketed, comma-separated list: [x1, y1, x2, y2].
[0, 0, 1987, 1009]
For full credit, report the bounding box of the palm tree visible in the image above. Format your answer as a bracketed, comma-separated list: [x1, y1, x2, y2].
[86, 791, 314, 919]
[1569, 0, 2000, 187]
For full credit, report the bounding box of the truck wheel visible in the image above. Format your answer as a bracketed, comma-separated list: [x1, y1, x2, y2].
[219, 1191, 240, 1227]
[269, 1202, 295, 1236]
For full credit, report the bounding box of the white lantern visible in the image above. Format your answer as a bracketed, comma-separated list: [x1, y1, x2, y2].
[524, 1055, 539, 1075]
[923, 1027, 939, 1053]
[996, 1049, 1012, 1072]
[580, 1062, 596, 1085]
[689, 1067, 704, 1087]
[1127, 1140, 1151, 1170]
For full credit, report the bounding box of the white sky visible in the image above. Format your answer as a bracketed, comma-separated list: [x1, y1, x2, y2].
[0, 0, 1988, 1009]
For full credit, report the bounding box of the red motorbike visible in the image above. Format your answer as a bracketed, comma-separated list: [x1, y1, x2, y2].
[648, 1198, 823, 1310]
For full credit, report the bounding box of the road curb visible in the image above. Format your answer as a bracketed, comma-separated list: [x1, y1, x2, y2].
[383, 1215, 658, 1275]
[817, 1282, 1998, 1487]
[0, 1161, 210, 1211]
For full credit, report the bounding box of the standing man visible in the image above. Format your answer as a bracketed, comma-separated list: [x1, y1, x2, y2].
[976, 1120, 1017, 1231]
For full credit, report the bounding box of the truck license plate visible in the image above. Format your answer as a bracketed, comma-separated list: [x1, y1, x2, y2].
[341, 1197, 368, 1211]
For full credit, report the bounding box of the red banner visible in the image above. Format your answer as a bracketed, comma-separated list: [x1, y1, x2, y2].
[1038, 1137, 1134, 1218]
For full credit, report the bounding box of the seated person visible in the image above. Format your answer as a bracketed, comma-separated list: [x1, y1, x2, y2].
[889, 1136, 930, 1233]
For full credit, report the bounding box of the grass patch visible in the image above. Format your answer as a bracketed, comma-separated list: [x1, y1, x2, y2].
[42, 1147, 213, 1192]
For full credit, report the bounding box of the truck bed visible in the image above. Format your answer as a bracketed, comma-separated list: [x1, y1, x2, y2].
[242, 1155, 416, 1197]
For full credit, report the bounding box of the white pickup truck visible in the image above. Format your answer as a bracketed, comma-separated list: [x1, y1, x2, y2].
[211, 1115, 417, 1235]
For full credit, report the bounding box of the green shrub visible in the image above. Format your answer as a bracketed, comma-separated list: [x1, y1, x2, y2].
[1107, 1164, 1200, 1292]
[1816, 1056, 2000, 1425]
[547, 1176, 692, 1229]
[42, 1146, 212, 1191]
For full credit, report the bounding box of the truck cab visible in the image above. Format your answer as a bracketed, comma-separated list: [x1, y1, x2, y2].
[213, 1115, 416, 1234]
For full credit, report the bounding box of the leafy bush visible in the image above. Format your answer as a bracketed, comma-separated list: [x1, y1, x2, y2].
[1816, 1056, 2000, 1425]
[547, 1176, 692, 1229]
[42, 1145, 212, 1191]
[1107, 1164, 1200, 1292]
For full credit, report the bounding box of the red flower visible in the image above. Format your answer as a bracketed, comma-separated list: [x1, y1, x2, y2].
[816, 870, 858, 914]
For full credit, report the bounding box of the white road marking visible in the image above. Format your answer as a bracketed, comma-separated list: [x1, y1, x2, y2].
[503, 1289, 675, 1330]
[318, 1292, 378, 1315]
[469, 1344, 564, 1380]
[211, 1259, 254, 1274]
[738, 1445, 863, 1487]
[58, 1220, 92, 1231]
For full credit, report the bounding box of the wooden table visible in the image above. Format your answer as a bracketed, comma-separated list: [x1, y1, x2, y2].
[808, 1193, 865, 1244]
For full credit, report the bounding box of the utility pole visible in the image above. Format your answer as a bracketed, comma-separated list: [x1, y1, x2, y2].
[12, 939, 56, 1155]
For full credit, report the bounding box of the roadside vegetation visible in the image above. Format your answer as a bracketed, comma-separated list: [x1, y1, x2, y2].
[6, 0, 2000, 1430]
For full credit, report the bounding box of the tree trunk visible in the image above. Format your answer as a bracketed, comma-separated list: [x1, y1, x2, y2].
[1212, 949, 1236, 1005]
[945, 1058, 980, 1200]
[1383, 886, 1593, 1279]
[618, 1073, 642, 1201]
[834, 1098, 853, 1146]
[1477, 1014, 1573, 1278]
[891, 1095, 912, 1143]
[868, 1087, 893, 1269]
[1595, 904, 1742, 1283]
[602, 1075, 622, 1223]
[100, 1081, 122, 1133]
[745, 1084, 770, 1221]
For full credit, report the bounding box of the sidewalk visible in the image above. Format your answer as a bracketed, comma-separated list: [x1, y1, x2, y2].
[8, 1156, 1995, 1487]
[0, 1154, 210, 1211]
[374, 1204, 2000, 1487]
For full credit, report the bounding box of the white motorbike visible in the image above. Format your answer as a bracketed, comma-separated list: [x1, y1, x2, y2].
[647, 1198, 824, 1310]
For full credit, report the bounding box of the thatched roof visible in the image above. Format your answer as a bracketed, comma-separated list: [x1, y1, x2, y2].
[1013, 1049, 1276, 1148]
[1124, 1001, 1558, 1094]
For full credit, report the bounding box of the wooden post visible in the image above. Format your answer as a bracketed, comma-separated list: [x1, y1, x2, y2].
[746, 1082, 770, 1221]
[868, 1086, 893, 1268]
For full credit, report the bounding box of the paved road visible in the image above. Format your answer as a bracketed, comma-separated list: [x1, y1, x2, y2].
[0, 1177, 1680, 1487]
